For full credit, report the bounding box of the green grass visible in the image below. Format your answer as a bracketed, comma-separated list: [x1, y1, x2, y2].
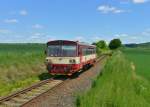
[0, 43, 51, 97]
[122, 48, 150, 81]
[77, 51, 150, 107]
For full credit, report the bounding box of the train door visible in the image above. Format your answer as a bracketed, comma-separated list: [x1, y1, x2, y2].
[78, 46, 83, 69]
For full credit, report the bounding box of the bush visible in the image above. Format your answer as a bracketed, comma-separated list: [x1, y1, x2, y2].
[109, 39, 122, 50]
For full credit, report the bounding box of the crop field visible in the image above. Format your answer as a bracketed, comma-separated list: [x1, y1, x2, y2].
[122, 48, 150, 81]
[77, 50, 150, 107]
[0, 43, 51, 97]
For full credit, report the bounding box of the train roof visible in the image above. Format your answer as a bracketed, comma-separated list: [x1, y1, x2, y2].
[47, 40, 96, 47]
[77, 41, 96, 47]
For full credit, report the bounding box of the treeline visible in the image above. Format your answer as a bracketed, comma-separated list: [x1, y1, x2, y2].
[92, 38, 122, 55]
[125, 42, 150, 48]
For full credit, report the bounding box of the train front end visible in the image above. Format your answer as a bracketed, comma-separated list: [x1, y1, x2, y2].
[45, 40, 81, 76]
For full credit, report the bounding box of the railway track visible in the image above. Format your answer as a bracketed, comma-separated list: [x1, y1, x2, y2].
[0, 77, 67, 107]
[0, 55, 107, 107]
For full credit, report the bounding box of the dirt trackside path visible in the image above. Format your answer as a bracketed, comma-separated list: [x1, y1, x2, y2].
[22, 58, 106, 107]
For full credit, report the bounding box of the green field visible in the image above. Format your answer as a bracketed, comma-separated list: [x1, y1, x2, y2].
[77, 50, 150, 107]
[0, 43, 51, 97]
[122, 48, 150, 81]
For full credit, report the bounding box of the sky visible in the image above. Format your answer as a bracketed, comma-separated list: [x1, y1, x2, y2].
[0, 0, 150, 44]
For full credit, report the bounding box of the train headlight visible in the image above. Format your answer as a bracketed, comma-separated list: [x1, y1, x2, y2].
[45, 59, 49, 65]
[45, 59, 52, 65]
[69, 59, 76, 64]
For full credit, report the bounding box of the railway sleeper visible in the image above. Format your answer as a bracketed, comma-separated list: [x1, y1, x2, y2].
[3, 100, 21, 107]
[20, 93, 37, 100]
[31, 89, 44, 93]
[12, 97, 28, 103]
[26, 91, 40, 96]
[37, 86, 48, 90]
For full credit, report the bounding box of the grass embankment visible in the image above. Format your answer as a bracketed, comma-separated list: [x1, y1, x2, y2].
[0, 44, 51, 97]
[122, 48, 150, 80]
[77, 51, 150, 107]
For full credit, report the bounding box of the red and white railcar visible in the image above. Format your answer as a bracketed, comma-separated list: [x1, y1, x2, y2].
[45, 40, 96, 75]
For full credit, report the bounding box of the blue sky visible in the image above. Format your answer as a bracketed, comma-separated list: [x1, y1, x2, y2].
[0, 0, 150, 43]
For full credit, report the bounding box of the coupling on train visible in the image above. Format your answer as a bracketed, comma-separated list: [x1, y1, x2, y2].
[45, 40, 96, 76]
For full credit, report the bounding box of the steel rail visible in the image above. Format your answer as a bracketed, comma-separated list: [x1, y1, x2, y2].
[0, 79, 54, 103]
[0, 78, 65, 107]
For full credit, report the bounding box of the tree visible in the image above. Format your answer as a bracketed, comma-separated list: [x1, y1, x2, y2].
[92, 42, 96, 45]
[109, 39, 122, 50]
[92, 40, 107, 56]
[96, 40, 107, 49]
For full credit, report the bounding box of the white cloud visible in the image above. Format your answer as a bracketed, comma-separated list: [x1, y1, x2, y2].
[93, 36, 101, 40]
[141, 28, 150, 36]
[0, 29, 11, 34]
[132, 0, 148, 3]
[120, 0, 149, 4]
[74, 36, 84, 41]
[31, 33, 41, 39]
[46, 36, 56, 41]
[114, 34, 129, 38]
[92, 36, 105, 42]
[30, 36, 39, 39]
[32, 24, 44, 29]
[30, 33, 45, 39]
[9, 10, 28, 16]
[114, 33, 138, 40]
[120, 0, 130, 4]
[29, 32, 55, 43]
[130, 36, 138, 39]
[97, 5, 125, 14]
[4, 19, 18, 23]
[20, 10, 28, 16]
[142, 31, 150, 36]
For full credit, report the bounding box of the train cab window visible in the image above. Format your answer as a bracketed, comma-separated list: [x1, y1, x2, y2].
[62, 45, 77, 57]
[47, 45, 61, 57]
[47, 45, 76, 57]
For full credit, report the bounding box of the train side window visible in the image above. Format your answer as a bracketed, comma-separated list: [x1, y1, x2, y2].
[82, 48, 87, 56]
[86, 48, 89, 55]
[78, 48, 82, 55]
[84, 48, 87, 55]
[82, 48, 84, 55]
[86, 49, 88, 55]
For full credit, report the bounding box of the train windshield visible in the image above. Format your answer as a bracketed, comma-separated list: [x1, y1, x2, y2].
[47, 45, 76, 57]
